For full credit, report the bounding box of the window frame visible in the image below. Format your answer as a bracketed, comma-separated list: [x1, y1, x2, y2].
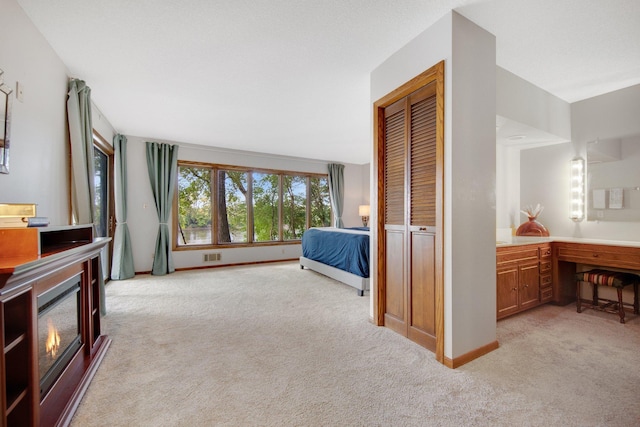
[173, 160, 331, 250]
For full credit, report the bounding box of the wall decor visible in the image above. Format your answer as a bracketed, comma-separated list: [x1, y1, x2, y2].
[0, 68, 13, 174]
[609, 187, 623, 209]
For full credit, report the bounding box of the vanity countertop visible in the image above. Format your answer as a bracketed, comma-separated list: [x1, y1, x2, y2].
[496, 236, 640, 248]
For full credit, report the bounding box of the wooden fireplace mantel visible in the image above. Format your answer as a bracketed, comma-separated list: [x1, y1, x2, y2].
[0, 226, 111, 426]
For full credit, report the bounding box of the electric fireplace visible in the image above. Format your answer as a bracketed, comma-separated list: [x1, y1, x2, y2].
[37, 275, 83, 398]
[0, 224, 110, 426]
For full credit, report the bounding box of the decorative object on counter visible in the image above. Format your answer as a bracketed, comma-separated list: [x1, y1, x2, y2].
[516, 204, 549, 236]
[569, 157, 585, 221]
[358, 204, 370, 227]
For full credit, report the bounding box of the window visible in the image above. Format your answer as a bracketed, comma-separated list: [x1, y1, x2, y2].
[175, 162, 331, 248]
[253, 172, 279, 242]
[177, 165, 212, 245]
[218, 170, 248, 243]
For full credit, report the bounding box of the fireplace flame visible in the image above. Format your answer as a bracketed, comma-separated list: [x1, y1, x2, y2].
[46, 318, 61, 359]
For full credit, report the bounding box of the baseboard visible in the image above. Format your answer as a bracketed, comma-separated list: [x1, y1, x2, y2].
[135, 258, 300, 275]
[443, 340, 500, 369]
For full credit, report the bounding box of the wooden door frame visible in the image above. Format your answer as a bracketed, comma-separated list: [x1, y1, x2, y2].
[372, 61, 445, 363]
[92, 130, 115, 279]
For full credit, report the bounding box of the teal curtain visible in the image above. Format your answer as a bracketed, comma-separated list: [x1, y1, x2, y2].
[67, 79, 106, 314]
[146, 141, 179, 275]
[67, 79, 95, 225]
[110, 134, 135, 280]
[327, 163, 345, 228]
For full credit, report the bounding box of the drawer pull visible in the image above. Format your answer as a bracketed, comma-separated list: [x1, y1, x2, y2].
[593, 254, 599, 257]
[419, 227, 427, 231]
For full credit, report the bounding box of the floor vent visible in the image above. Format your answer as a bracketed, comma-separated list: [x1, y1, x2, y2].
[203, 253, 221, 262]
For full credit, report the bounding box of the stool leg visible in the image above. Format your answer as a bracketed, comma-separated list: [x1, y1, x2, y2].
[634, 283, 639, 315]
[617, 288, 625, 324]
[592, 282, 599, 308]
[576, 280, 582, 313]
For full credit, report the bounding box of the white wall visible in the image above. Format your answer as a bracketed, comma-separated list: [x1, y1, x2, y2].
[496, 144, 520, 230]
[126, 136, 369, 272]
[371, 11, 497, 361]
[449, 12, 496, 360]
[572, 84, 640, 145]
[497, 67, 571, 141]
[92, 103, 116, 145]
[520, 84, 640, 240]
[0, 0, 70, 224]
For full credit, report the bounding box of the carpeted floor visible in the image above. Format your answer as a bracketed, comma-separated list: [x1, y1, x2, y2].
[70, 262, 640, 426]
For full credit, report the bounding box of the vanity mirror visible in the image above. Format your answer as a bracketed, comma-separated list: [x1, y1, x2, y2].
[0, 68, 13, 174]
[586, 134, 640, 221]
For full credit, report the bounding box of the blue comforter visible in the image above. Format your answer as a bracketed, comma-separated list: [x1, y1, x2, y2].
[302, 228, 370, 278]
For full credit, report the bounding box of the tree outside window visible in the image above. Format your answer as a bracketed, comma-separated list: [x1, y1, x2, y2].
[310, 176, 331, 228]
[282, 175, 306, 240]
[177, 165, 212, 245]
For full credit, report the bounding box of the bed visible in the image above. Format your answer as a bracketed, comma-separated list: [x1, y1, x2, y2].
[299, 227, 370, 296]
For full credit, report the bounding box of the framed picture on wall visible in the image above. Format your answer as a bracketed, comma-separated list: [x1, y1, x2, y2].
[609, 187, 623, 209]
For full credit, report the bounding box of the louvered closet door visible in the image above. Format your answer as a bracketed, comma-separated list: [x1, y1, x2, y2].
[407, 83, 437, 351]
[382, 82, 438, 351]
[382, 98, 407, 335]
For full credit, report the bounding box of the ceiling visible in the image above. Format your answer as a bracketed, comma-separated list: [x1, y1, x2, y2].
[16, 0, 640, 164]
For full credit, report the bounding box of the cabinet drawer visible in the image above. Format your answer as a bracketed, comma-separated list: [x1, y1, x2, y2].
[497, 247, 539, 264]
[540, 274, 552, 286]
[541, 286, 553, 302]
[556, 245, 640, 269]
[539, 245, 552, 258]
[540, 260, 552, 272]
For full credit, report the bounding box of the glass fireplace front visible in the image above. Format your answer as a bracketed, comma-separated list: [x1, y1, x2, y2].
[37, 275, 83, 397]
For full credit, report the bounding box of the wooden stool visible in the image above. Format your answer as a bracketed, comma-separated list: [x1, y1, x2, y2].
[575, 269, 640, 323]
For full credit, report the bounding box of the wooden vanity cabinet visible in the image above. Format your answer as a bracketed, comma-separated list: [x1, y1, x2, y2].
[496, 243, 553, 320]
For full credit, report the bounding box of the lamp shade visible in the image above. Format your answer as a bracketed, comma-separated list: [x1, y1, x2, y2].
[358, 205, 370, 216]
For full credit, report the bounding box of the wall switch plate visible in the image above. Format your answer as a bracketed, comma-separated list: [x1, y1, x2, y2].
[16, 81, 24, 102]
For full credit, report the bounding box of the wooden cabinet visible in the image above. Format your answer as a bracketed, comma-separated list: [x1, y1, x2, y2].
[496, 243, 553, 319]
